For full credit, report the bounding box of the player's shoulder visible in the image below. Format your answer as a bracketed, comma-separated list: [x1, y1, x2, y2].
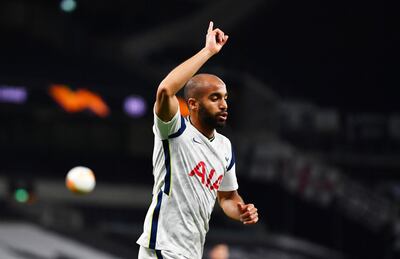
[214, 131, 232, 147]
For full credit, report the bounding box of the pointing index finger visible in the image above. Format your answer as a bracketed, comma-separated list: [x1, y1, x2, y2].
[208, 21, 214, 33]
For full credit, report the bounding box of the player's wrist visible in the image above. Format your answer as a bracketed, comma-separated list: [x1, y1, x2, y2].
[201, 47, 217, 58]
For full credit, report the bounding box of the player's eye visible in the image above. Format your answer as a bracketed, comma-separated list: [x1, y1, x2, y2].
[210, 95, 219, 101]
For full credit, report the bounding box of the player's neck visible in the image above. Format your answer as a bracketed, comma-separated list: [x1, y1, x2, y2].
[189, 116, 215, 140]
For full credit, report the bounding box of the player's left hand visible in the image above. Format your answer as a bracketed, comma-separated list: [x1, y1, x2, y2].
[205, 21, 229, 55]
[237, 203, 259, 225]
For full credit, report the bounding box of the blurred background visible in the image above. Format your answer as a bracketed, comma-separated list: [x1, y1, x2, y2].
[0, 0, 393, 258]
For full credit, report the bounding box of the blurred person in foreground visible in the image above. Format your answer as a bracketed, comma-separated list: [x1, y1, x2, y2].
[137, 21, 259, 259]
[209, 244, 230, 259]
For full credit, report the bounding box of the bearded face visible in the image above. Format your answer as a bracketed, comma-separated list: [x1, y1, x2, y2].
[198, 101, 227, 129]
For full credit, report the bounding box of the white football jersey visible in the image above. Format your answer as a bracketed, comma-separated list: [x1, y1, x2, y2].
[137, 107, 238, 259]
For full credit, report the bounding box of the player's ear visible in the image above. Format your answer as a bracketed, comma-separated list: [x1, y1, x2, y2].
[188, 98, 198, 111]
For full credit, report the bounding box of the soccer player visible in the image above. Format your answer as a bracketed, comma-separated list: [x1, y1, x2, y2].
[137, 21, 259, 259]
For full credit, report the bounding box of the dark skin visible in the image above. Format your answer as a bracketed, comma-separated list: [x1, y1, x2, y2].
[154, 22, 258, 225]
[186, 74, 228, 138]
[185, 74, 258, 224]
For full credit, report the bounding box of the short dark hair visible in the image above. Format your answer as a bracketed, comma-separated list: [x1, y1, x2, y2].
[183, 79, 198, 102]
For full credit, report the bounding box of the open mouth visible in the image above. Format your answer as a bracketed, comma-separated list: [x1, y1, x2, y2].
[217, 112, 228, 121]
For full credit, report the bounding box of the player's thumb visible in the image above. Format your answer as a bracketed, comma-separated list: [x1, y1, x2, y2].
[237, 202, 246, 212]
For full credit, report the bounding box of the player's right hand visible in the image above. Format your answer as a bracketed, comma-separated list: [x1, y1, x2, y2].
[205, 21, 229, 54]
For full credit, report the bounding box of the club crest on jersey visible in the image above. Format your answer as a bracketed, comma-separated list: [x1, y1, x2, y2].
[189, 161, 223, 190]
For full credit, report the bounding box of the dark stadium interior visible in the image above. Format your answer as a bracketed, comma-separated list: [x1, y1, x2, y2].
[0, 0, 394, 259]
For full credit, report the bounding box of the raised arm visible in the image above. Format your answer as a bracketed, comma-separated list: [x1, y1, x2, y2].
[217, 190, 259, 225]
[155, 21, 229, 122]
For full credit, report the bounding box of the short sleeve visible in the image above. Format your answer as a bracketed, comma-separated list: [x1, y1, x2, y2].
[219, 145, 239, 191]
[219, 164, 238, 191]
[153, 106, 184, 140]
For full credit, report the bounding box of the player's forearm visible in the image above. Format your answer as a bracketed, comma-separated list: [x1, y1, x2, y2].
[219, 193, 244, 221]
[157, 47, 215, 97]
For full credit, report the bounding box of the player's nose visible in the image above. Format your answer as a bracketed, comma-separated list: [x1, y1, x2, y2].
[219, 98, 228, 110]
